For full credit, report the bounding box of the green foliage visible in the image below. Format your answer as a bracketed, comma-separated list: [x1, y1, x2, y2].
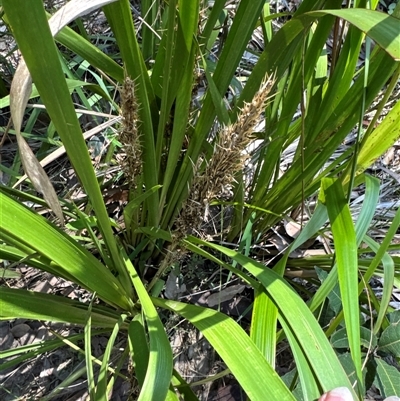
[325, 304, 400, 398]
[1, 0, 400, 399]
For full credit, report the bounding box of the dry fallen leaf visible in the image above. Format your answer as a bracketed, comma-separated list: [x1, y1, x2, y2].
[9, 0, 120, 225]
[207, 284, 245, 307]
[284, 219, 302, 238]
[165, 270, 186, 300]
[10, 63, 64, 225]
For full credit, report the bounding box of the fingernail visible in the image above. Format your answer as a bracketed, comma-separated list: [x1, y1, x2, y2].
[326, 387, 353, 401]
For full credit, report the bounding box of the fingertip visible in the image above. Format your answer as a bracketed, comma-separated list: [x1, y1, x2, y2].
[320, 387, 353, 401]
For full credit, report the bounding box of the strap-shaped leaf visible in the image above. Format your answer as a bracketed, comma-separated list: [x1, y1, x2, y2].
[123, 255, 173, 401]
[320, 178, 362, 388]
[0, 191, 133, 310]
[308, 9, 400, 60]
[188, 237, 356, 397]
[0, 287, 125, 328]
[153, 298, 296, 401]
[3, 0, 132, 292]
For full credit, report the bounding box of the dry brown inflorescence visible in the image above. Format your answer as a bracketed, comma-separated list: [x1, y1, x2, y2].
[119, 76, 142, 188]
[177, 74, 275, 238]
[119, 74, 275, 287]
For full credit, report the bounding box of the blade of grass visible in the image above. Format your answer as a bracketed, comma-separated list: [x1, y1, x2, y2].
[320, 177, 362, 392]
[191, 238, 356, 397]
[280, 318, 320, 400]
[85, 295, 96, 401]
[171, 370, 199, 401]
[0, 191, 133, 310]
[251, 287, 276, 366]
[351, 93, 400, 182]
[123, 252, 173, 401]
[308, 9, 400, 60]
[0, 287, 126, 328]
[250, 202, 329, 368]
[363, 236, 394, 334]
[153, 297, 296, 401]
[198, 0, 227, 50]
[141, 0, 158, 62]
[128, 315, 149, 388]
[3, 0, 132, 292]
[308, 175, 380, 315]
[95, 314, 128, 401]
[103, 0, 160, 227]
[322, 197, 400, 337]
[105, 346, 130, 399]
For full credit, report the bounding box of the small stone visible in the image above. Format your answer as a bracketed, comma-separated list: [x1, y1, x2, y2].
[10, 323, 31, 338]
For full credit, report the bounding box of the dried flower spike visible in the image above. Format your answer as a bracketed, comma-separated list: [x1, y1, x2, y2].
[119, 76, 142, 187]
[177, 74, 275, 237]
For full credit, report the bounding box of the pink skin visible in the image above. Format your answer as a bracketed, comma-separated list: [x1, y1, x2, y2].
[318, 387, 400, 401]
[318, 387, 353, 401]
[319, 394, 348, 401]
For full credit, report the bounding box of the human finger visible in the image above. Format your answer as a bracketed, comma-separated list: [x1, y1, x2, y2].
[318, 387, 400, 401]
[318, 387, 353, 401]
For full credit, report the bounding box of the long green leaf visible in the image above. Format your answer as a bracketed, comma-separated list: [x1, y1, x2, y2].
[128, 316, 149, 388]
[354, 90, 400, 177]
[123, 253, 173, 401]
[320, 178, 362, 390]
[103, 0, 160, 227]
[95, 314, 127, 401]
[3, 0, 132, 291]
[85, 296, 96, 401]
[251, 287, 276, 366]
[317, 178, 399, 340]
[153, 298, 296, 401]
[280, 318, 320, 401]
[171, 370, 199, 401]
[308, 9, 400, 60]
[191, 238, 356, 397]
[0, 288, 125, 328]
[250, 202, 329, 369]
[308, 174, 380, 315]
[0, 191, 132, 310]
[54, 23, 124, 83]
[162, 0, 267, 227]
[363, 236, 394, 334]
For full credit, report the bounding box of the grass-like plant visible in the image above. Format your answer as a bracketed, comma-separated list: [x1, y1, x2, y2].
[1, 0, 400, 399]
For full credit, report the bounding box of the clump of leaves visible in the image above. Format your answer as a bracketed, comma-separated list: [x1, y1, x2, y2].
[1, 0, 400, 400]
